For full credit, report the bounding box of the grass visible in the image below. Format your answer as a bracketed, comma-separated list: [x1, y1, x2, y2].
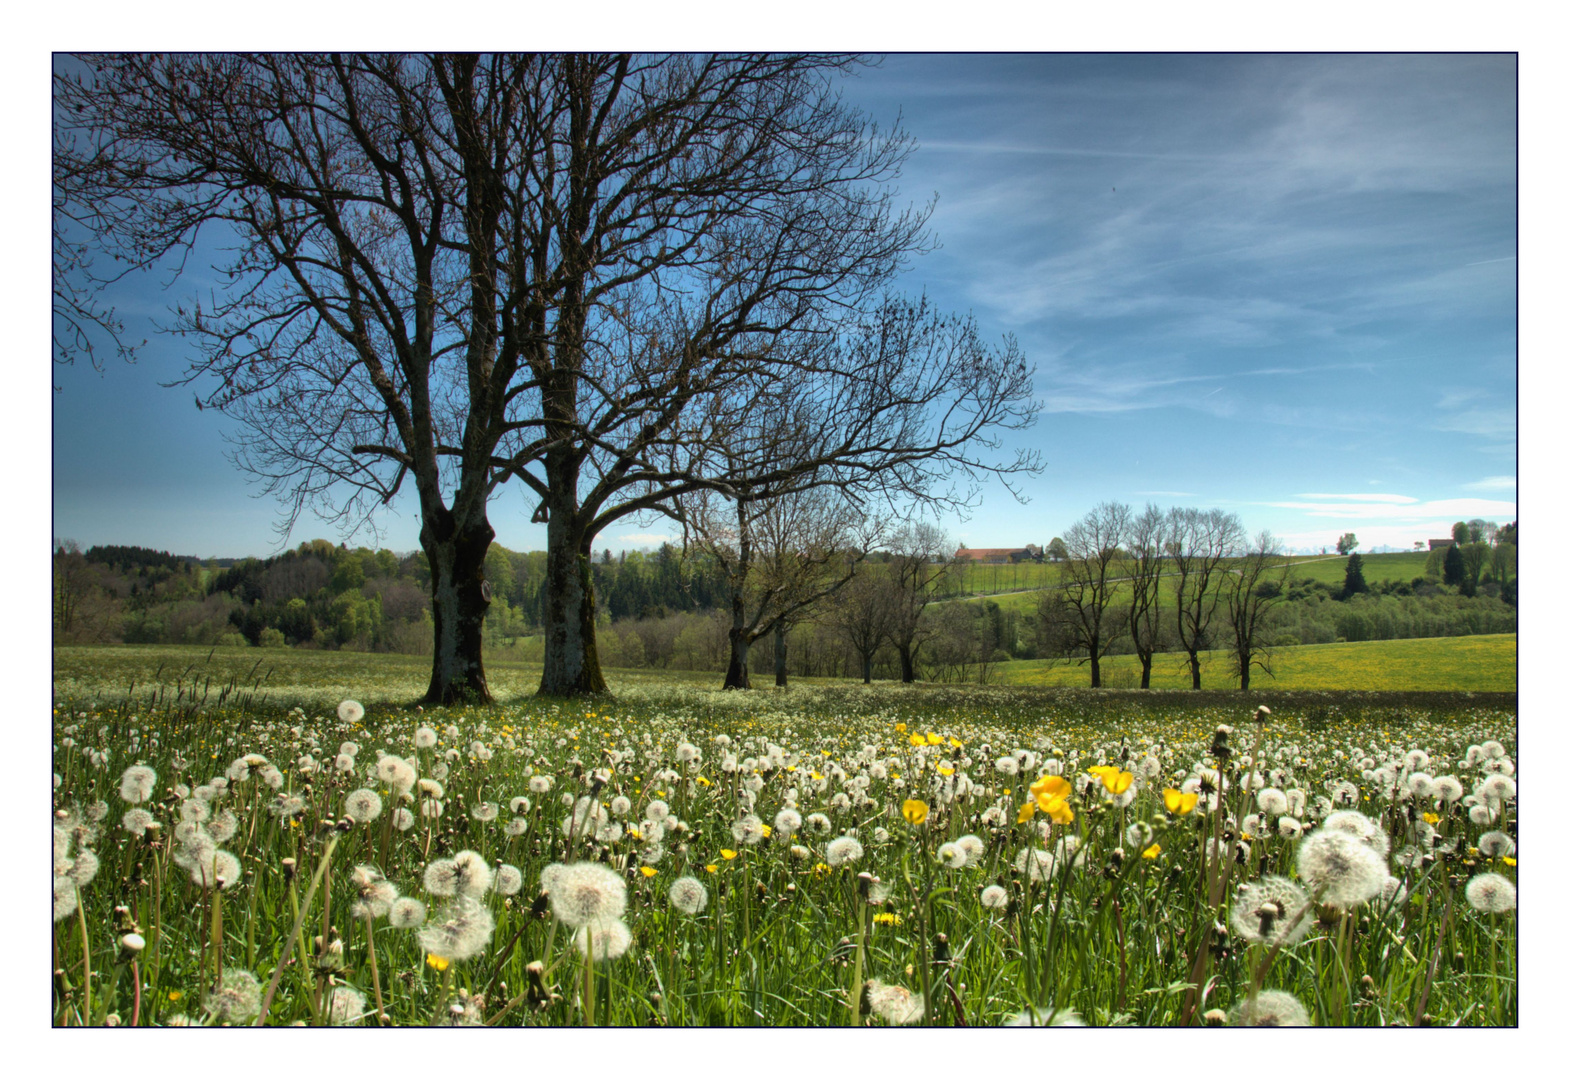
[994, 634, 1517, 693]
[51, 650, 1517, 1028]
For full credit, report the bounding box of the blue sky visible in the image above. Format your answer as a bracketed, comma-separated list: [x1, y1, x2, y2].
[50, 52, 1518, 559]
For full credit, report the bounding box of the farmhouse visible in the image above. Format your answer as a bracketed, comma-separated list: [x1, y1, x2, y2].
[1428, 538, 1455, 551]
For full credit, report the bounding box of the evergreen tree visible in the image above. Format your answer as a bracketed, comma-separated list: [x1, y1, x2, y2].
[1442, 542, 1466, 588]
[1340, 552, 1368, 598]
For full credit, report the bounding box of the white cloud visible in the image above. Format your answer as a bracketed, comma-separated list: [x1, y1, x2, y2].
[1294, 492, 1419, 504]
[1263, 496, 1516, 521]
[1434, 407, 1516, 439]
[1462, 475, 1517, 492]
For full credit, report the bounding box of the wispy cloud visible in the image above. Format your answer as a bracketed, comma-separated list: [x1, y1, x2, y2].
[1263, 495, 1517, 521]
[1462, 475, 1517, 492]
[1294, 493, 1419, 504]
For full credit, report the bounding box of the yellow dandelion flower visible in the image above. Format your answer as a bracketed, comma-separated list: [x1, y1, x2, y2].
[1017, 800, 1037, 824]
[704, 864, 718, 874]
[902, 799, 929, 825]
[1423, 812, 1441, 825]
[909, 734, 927, 747]
[721, 849, 738, 860]
[168, 990, 183, 1002]
[895, 723, 907, 733]
[426, 953, 451, 972]
[873, 912, 902, 926]
[1502, 856, 1516, 866]
[640, 866, 658, 878]
[1142, 843, 1162, 859]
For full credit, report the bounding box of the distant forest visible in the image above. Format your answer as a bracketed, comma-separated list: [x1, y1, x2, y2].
[53, 533, 1516, 685]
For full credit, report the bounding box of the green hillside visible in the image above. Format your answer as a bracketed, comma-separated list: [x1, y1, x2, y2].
[993, 632, 1515, 692]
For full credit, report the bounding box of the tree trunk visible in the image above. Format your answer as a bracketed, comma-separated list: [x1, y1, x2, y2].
[861, 652, 874, 684]
[898, 644, 917, 683]
[724, 624, 752, 690]
[538, 492, 608, 697]
[1089, 646, 1101, 689]
[774, 622, 789, 687]
[1188, 649, 1202, 690]
[1238, 651, 1251, 691]
[420, 511, 495, 705]
[1139, 655, 1152, 690]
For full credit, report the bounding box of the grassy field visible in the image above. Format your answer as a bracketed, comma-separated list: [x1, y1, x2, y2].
[994, 634, 1516, 694]
[49, 658, 1518, 1028]
[53, 632, 1515, 708]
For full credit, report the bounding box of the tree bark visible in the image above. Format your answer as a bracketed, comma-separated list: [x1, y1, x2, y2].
[898, 645, 917, 683]
[1188, 649, 1203, 690]
[537, 478, 609, 696]
[724, 623, 752, 690]
[1089, 646, 1102, 689]
[420, 511, 495, 705]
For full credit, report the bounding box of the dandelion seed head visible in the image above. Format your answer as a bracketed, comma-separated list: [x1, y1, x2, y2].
[417, 896, 496, 962]
[344, 788, 383, 824]
[121, 807, 156, 837]
[326, 985, 366, 1026]
[337, 700, 365, 725]
[866, 979, 924, 1025]
[547, 861, 628, 927]
[375, 755, 418, 794]
[1230, 876, 1311, 947]
[118, 764, 157, 804]
[668, 875, 709, 915]
[204, 969, 263, 1024]
[389, 897, 427, 928]
[981, 884, 1009, 909]
[1465, 872, 1517, 914]
[1321, 809, 1391, 858]
[574, 918, 633, 961]
[825, 835, 863, 867]
[1296, 829, 1387, 909]
[495, 864, 525, 896]
[1477, 830, 1515, 858]
[1230, 990, 1311, 1027]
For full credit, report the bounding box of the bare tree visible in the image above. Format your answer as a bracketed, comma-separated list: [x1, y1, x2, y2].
[56, 54, 554, 703]
[884, 521, 949, 682]
[828, 568, 895, 684]
[1124, 503, 1169, 689]
[1168, 507, 1246, 689]
[1222, 530, 1292, 690]
[1039, 502, 1130, 688]
[683, 481, 876, 689]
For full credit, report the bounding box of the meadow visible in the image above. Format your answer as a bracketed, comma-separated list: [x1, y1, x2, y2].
[52, 647, 1517, 1028]
[996, 634, 1517, 693]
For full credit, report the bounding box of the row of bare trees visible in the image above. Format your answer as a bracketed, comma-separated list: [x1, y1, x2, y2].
[55, 53, 1040, 701]
[1039, 502, 1291, 689]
